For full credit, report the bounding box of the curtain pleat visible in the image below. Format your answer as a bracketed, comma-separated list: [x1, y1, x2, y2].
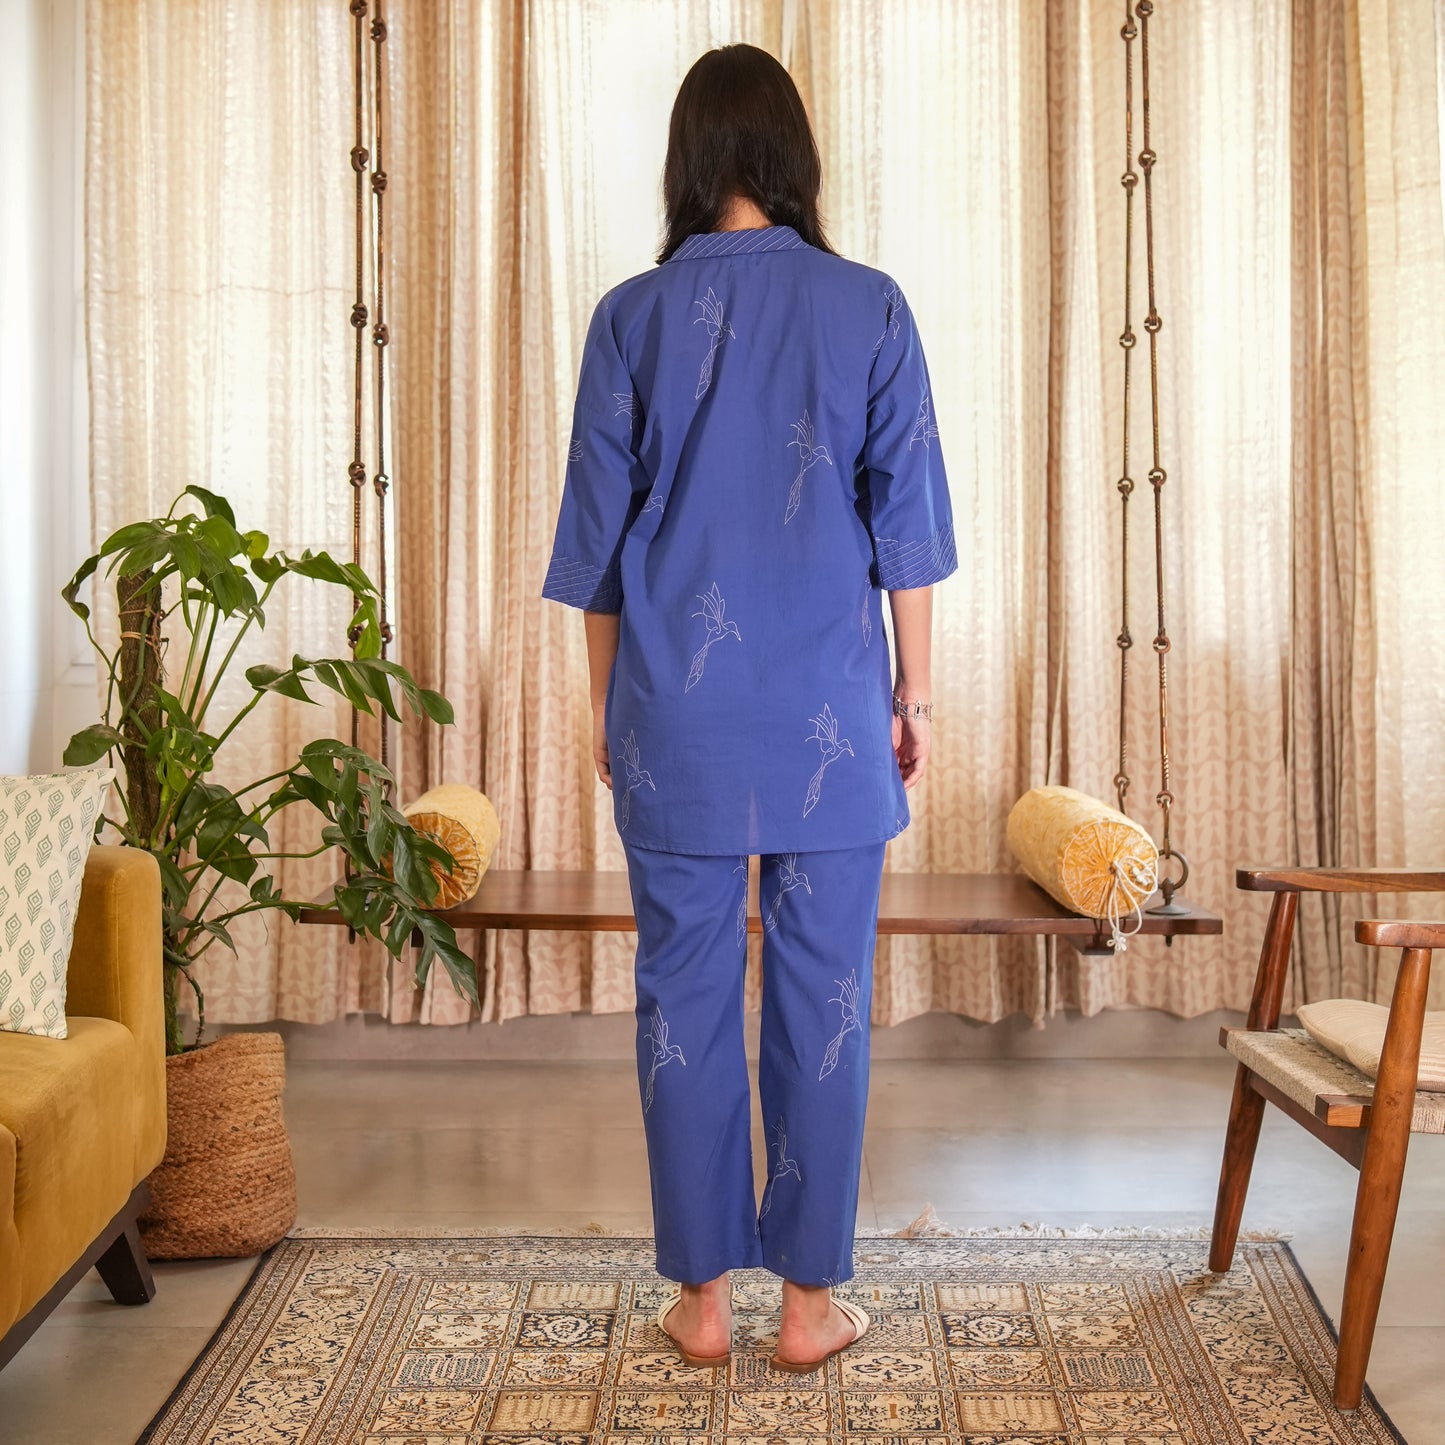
[85, 0, 394, 1026]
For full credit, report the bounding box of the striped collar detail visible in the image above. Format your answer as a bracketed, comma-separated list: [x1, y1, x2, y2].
[668, 225, 809, 262]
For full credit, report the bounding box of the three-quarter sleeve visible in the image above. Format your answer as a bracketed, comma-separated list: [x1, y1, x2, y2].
[860, 281, 958, 591]
[541, 295, 647, 613]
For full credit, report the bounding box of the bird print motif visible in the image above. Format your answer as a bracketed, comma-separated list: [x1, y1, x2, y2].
[734, 855, 748, 949]
[872, 282, 904, 354]
[568, 436, 583, 462]
[763, 854, 812, 933]
[643, 1007, 685, 1112]
[641, 492, 664, 514]
[613, 391, 639, 418]
[685, 582, 742, 691]
[785, 410, 833, 523]
[818, 969, 862, 1081]
[908, 391, 940, 452]
[803, 704, 854, 817]
[758, 1116, 802, 1219]
[617, 730, 655, 831]
[860, 583, 873, 647]
[693, 288, 735, 399]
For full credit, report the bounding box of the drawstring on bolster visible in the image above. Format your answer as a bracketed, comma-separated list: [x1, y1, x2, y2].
[1102, 855, 1158, 952]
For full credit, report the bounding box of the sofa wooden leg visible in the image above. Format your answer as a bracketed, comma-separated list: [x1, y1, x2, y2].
[0, 1183, 157, 1371]
[1209, 1064, 1265, 1273]
[95, 1216, 156, 1307]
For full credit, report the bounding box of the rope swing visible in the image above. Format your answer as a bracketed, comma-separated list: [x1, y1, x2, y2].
[1009, 0, 1203, 942]
[346, 0, 394, 774]
[1113, 0, 1190, 917]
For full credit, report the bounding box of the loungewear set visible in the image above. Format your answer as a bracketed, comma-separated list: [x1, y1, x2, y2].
[541, 223, 955, 1285]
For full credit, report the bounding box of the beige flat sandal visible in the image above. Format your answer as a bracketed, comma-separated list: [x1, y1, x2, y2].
[769, 1296, 871, 1374]
[657, 1287, 732, 1369]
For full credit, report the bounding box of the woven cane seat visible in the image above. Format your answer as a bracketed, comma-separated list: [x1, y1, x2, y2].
[1225, 1027, 1445, 1133]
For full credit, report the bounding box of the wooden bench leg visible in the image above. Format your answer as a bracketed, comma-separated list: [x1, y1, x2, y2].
[1209, 1064, 1265, 1272]
[1333, 946, 1431, 1411]
[95, 1215, 156, 1307]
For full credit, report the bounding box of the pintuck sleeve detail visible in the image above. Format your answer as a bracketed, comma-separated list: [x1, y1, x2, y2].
[860, 279, 958, 592]
[872, 523, 959, 591]
[540, 292, 647, 615]
[541, 553, 623, 612]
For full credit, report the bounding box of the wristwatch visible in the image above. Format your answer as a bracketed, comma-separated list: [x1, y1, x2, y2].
[892, 696, 934, 721]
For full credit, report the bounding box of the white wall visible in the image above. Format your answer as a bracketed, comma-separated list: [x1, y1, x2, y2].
[0, 0, 93, 775]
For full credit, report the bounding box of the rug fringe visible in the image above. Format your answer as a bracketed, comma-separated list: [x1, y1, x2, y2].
[288, 1207, 1291, 1245]
[288, 1223, 625, 1239]
[882, 1202, 1292, 1242]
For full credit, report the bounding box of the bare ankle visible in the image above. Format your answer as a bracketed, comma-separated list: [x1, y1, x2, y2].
[780, 1279, 832, 1321]
[682, 1272, 731, 1308]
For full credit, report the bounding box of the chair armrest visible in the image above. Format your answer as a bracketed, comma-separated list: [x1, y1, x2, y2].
[1236, 866, 1445, 894]
[1356, 919, 1445, 950]
[66, 846, 164, 1059]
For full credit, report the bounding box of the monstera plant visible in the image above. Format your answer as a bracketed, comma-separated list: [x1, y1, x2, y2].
[62, 486, 477, 1055]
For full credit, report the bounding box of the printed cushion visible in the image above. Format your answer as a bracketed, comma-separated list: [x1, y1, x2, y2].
[1297, 997, 1445, 1093]
[0, 769, 113, 1039]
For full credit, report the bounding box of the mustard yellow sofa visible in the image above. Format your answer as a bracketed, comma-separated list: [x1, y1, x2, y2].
[0, 846, 167, 1367]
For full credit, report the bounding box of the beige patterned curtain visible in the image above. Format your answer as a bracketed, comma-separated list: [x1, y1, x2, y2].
[1336, 0, 1445, 1001]
[86, 0, 1445, 1029]
[84, 0, 395, 1025]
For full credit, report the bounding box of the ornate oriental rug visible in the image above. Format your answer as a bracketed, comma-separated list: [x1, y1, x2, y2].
[138, 1232, 1405, 1444]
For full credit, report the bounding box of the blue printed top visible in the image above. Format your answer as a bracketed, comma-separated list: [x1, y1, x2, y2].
[541, 223, 956, 855]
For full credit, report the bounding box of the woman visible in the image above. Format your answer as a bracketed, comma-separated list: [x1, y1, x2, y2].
[541, 43, 954, 1372]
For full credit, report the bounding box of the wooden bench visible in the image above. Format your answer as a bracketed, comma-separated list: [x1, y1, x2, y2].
[301, 870, 1221, 947]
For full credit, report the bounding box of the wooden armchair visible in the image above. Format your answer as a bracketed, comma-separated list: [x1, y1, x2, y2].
[1210, 866, 1445, 1411]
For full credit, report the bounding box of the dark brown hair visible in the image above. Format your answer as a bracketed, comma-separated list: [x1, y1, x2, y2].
[657, 44, 837, 263]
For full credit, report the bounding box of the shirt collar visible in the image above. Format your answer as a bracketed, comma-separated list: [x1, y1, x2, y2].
[667, 224, 809, 262]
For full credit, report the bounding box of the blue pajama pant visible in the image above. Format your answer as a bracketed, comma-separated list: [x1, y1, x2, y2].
[621, 840, 887, 1287]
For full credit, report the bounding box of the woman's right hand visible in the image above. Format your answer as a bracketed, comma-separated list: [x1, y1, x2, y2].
[593, 702, 612, 789]
[892, 709, 930, 791]
[583, 612, 620, 790]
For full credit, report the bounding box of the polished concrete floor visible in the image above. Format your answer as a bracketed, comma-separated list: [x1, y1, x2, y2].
[3, 1048, 1443, 1443]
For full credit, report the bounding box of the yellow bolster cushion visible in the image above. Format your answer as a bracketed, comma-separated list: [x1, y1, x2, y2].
[1006, 785, 1159, 920]
[402, 785, 501, 908]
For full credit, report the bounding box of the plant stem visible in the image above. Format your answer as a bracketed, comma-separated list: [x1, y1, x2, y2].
[193, 578, 275, 728]
[185, 604, 221, 717]
[162, 959, 184, 1056]
[173, 844, 331, 957]
[148, 690, 266, 846]
[176, 596, 211, 715]
[206, 690, 263, 756]
[163, 766, 292, 873]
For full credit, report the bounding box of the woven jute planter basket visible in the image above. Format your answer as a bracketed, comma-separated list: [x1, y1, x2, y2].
[139, 1031, 297, 1259]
